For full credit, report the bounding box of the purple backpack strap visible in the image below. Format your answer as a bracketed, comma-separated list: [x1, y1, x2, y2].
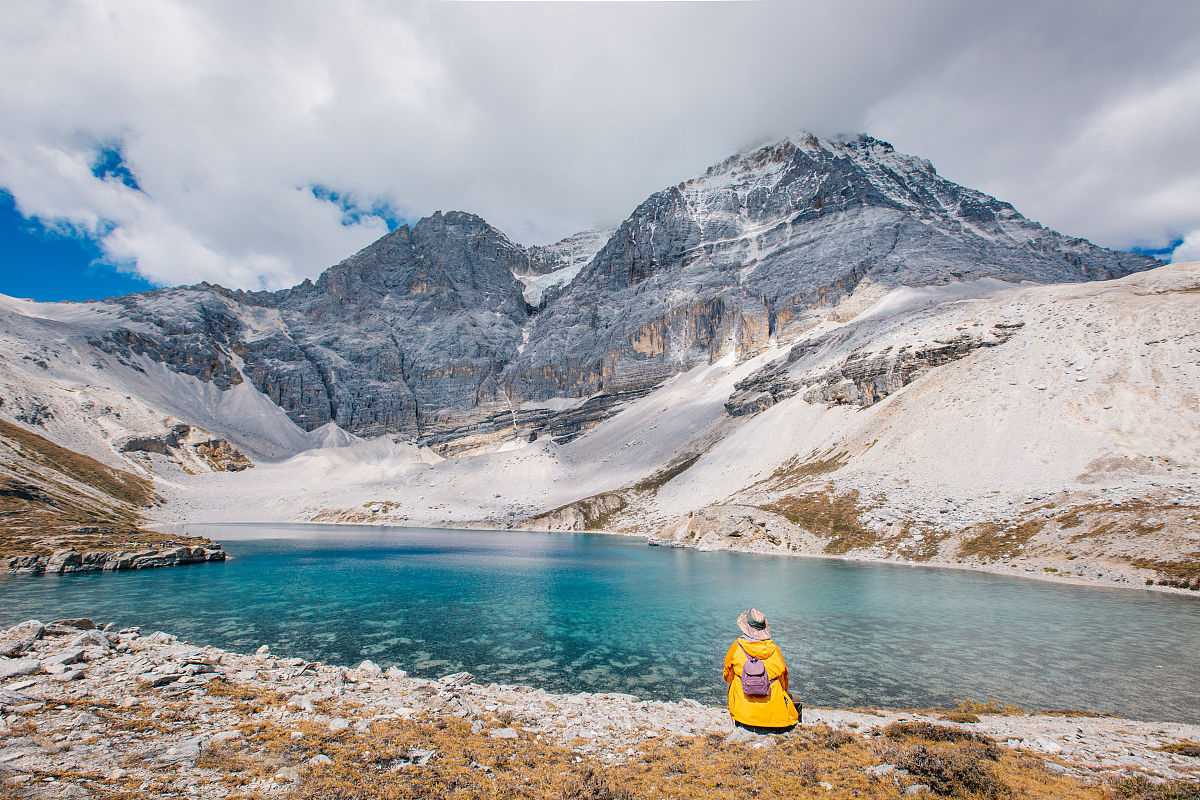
[738, 640, 776, 671]
[737, 641, 778, 690]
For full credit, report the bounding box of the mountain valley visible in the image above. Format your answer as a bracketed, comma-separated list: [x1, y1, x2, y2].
[1, 133, 1196, 591]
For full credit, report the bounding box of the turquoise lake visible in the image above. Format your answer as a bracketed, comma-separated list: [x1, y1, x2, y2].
[1, 524, 1197, 723]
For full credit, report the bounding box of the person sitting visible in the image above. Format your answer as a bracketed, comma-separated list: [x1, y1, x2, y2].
[723, 607, 800, 733]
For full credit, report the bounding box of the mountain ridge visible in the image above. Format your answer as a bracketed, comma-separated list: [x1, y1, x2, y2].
[62, 132, 1154, 450]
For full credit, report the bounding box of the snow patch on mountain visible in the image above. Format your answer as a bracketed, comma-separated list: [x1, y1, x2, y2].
[518, 228, 615, 305]
[0, 295, 320, 469]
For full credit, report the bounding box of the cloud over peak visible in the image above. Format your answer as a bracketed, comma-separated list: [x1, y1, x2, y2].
[2, 0, 1198, 290]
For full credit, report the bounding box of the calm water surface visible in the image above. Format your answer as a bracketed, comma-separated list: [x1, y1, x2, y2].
[1, 524, 1196, 722]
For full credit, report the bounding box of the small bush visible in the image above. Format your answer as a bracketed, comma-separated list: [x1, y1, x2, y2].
[895, 742, 1011, 798]
[955, 698, 1022, 715]
[786, 757, 820, 786]
[1159, 741, 1200, 758]
[798, 724, 856, 749]
[562, 765, 633, 800]
[1114, 775, 1200, 800]
[883, 721, 998, 754]
[939, 712, 981, 724]
[1039, 709, 1106, 718]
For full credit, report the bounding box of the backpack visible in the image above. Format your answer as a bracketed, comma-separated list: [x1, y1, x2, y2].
[738, 642, 775, 697]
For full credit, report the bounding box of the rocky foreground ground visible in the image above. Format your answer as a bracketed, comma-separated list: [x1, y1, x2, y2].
[0, 619, 1197, 799]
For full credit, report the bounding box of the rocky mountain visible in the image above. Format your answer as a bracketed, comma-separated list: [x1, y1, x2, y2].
[73, 133, 1153, 451]
[0, 130, 1194, 588]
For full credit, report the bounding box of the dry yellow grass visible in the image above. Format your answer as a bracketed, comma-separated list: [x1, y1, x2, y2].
[3, 687, 1171, 800]
[956, 518, 1047, 562]
[0, 418, 220, 559]
[760, 489, 881, 554]
[1131, 555, 1200, 590]
[753, 448, 850, 494]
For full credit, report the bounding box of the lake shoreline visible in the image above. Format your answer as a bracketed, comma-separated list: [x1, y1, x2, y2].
[156, 518, 1200, 599]
[644, 532, 1200, 598]
[1, 617, 1197, 796]
[3, 543, 228, 576]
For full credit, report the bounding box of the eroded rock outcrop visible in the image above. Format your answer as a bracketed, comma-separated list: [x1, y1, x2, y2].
[5, 544, 226, 575]
[805, 324, 1024, 407]
[120, 423, 252, 473]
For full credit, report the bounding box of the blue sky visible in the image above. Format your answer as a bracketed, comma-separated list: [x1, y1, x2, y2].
[1, 1, 1198, 302]
[0, 191, 155, 301]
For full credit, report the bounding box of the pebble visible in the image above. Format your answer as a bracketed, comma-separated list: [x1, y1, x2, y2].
[274, 766, 300, 782]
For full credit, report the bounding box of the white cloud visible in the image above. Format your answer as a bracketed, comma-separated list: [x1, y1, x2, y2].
[1172, 230, 1200, 264]
[1, 0, 1199, 290]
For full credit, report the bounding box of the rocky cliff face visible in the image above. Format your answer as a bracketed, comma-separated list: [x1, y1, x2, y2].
[85, 134, 1156, 450]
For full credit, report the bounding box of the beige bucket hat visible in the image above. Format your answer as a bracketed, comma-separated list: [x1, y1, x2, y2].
[737, 608, 773, 641]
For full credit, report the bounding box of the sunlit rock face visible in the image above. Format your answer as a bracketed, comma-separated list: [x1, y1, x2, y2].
[92, 134, 1155, 447]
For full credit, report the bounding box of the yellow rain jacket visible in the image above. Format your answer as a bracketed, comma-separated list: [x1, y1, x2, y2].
[723, 637, 799, 728]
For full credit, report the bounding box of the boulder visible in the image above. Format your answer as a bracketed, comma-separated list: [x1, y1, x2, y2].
[723, 726, 758, 745]
[0, 658, 41, 680]
[438, 671, 474, 687]
[69, 630, 112, 650]
[137, 672, 182, 687]
[52, 618, 96, 630]
[0, 621, 44, 658]
[0, 688, 34, 707]
[104, 551, 137, 570]
[0, 636, 36, 658]
[357, 659, 383, 676]
[43, 647, 86, 667]
[5, 555, 45, 575]
[46, 548, 82, 573]
[4, 620, 45, 639]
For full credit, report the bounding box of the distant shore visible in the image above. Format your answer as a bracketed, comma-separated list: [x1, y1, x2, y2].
[641, 531, 1200, 598]
[146, 517, 1200, 599]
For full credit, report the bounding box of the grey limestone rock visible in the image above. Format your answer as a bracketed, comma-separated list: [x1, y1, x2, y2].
[86, 134, 1155, 451]
[0, 658, 41, 680]
[69, 630, 113, 650]
[439, 671, 474, 687]
[0, 621, 43, 658]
